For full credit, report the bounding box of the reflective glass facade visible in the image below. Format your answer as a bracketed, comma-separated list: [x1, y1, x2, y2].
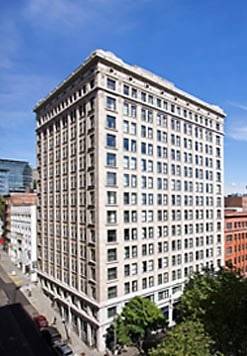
[0, 159, 32, 195]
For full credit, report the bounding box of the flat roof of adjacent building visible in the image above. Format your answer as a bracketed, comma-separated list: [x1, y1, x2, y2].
[5, 193, 37, 206]
[225, 209, 247, 218]
[0, 158, 30, 165]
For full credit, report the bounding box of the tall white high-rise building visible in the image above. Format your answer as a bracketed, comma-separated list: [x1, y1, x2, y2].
[34, 50, 225, 351]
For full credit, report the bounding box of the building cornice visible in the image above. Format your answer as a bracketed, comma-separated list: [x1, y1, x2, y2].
[34, 49, 226, 118]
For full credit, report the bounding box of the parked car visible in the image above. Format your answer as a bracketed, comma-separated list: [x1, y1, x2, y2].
[33, 314, 49, 329]
[41, 326, 62, 346]
[53, 342, 73, 356]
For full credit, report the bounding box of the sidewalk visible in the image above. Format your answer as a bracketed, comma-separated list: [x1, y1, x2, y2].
[0, 250, 102, 356]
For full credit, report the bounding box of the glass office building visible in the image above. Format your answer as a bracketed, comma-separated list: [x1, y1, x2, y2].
[0, 159, 32, 195]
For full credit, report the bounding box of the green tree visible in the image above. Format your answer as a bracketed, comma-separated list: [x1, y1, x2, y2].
[179, 269, 219, 321]
[180, 268, 247, 356]
[150, 320, 215, 356]
[114, 296, 167, 354]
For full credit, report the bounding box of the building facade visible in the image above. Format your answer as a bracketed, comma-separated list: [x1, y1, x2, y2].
[225, 194, 247, 211]
[225, 209, 247, 276]
[4, 193, 37, 281]
[34, 50, 225, 351]
[0, 159, 32, 195]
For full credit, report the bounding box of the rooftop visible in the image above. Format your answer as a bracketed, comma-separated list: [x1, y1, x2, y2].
[34, 49, 226, 117]
[225, 209, 247, 217]
[0, 158, 29, 165]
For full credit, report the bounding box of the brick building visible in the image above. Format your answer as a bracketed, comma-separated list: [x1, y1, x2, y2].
[225, 209, 247, 275]
[225, 195, 247, 211]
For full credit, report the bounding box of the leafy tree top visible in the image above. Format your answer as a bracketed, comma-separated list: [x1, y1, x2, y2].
[115, 296, 167, 353]
[180, 268, 247, 356]
[150, 319, 214, 356]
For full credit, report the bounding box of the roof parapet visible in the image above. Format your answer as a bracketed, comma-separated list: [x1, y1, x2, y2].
[34, 49, 226, 117]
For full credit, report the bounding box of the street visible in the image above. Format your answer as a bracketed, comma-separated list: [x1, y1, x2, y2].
[0, 262, 37, 316]
[0, 250, 101, 356]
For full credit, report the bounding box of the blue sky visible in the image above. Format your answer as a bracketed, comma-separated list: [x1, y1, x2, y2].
[1, 0, 247, 194]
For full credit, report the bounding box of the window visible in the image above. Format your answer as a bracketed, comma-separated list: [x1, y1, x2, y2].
[158, 289, 169, 301]
[107, 191, 117, 205]
[148, 95, 153, 105]
[107, 230, 117, 243]
[132, 280, 138, 292]
[124, 282, 130, 294]
[106, 96, 116, 111]
[106, 153, 116, 167]
[123, 85, 129, 95]
[106, 115, 116, 129]
[106, 134, 116, 148]
[124, 247, 130, 259]
[107, 78, 116, 90]
[123, 138, 129, 151]
[108, 286, 117, 299]
[142, 278, 147, 289]
[132, 245, 138, 257]
[131, 140, 137, 152]
[124, 193, 130, 205]
[123, 156, 129, 169]
[123, 120, 129, 133]
[124, 174, 129, 187]
[132, 263, 138, 275]
[124, 211, 130, 223]
[107, 306, 117, 318]
[123, 138, 137, 152]
[141, 92, 146, 102]
[143, 143, 149, 155]
[130, 158, 137, 170]
[107, 248, 117, 261]
[131, 175, 137, 187]
[124, 264, 130, 276]
[130, 122, 137, 134]
[107, 267, 117, 280]
[107, 211, 117, 224]
[106, 172, 116, 186]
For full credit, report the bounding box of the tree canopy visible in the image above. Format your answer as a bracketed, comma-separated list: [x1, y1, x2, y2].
[150, 319, 214, 356]
[108, 296, 167, 354]
[179, 268, 247, 356]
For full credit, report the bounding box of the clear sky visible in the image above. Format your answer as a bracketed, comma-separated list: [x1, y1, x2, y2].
[1, 0, 247, 194]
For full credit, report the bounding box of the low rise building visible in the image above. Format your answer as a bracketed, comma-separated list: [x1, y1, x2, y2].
[225, 209, 247, 276]
[4, 193, 37, 281]
[225, 194, 247, 211]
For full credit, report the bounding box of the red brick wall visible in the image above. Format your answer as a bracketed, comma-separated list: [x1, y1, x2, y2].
[225, 211, 247, 275]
